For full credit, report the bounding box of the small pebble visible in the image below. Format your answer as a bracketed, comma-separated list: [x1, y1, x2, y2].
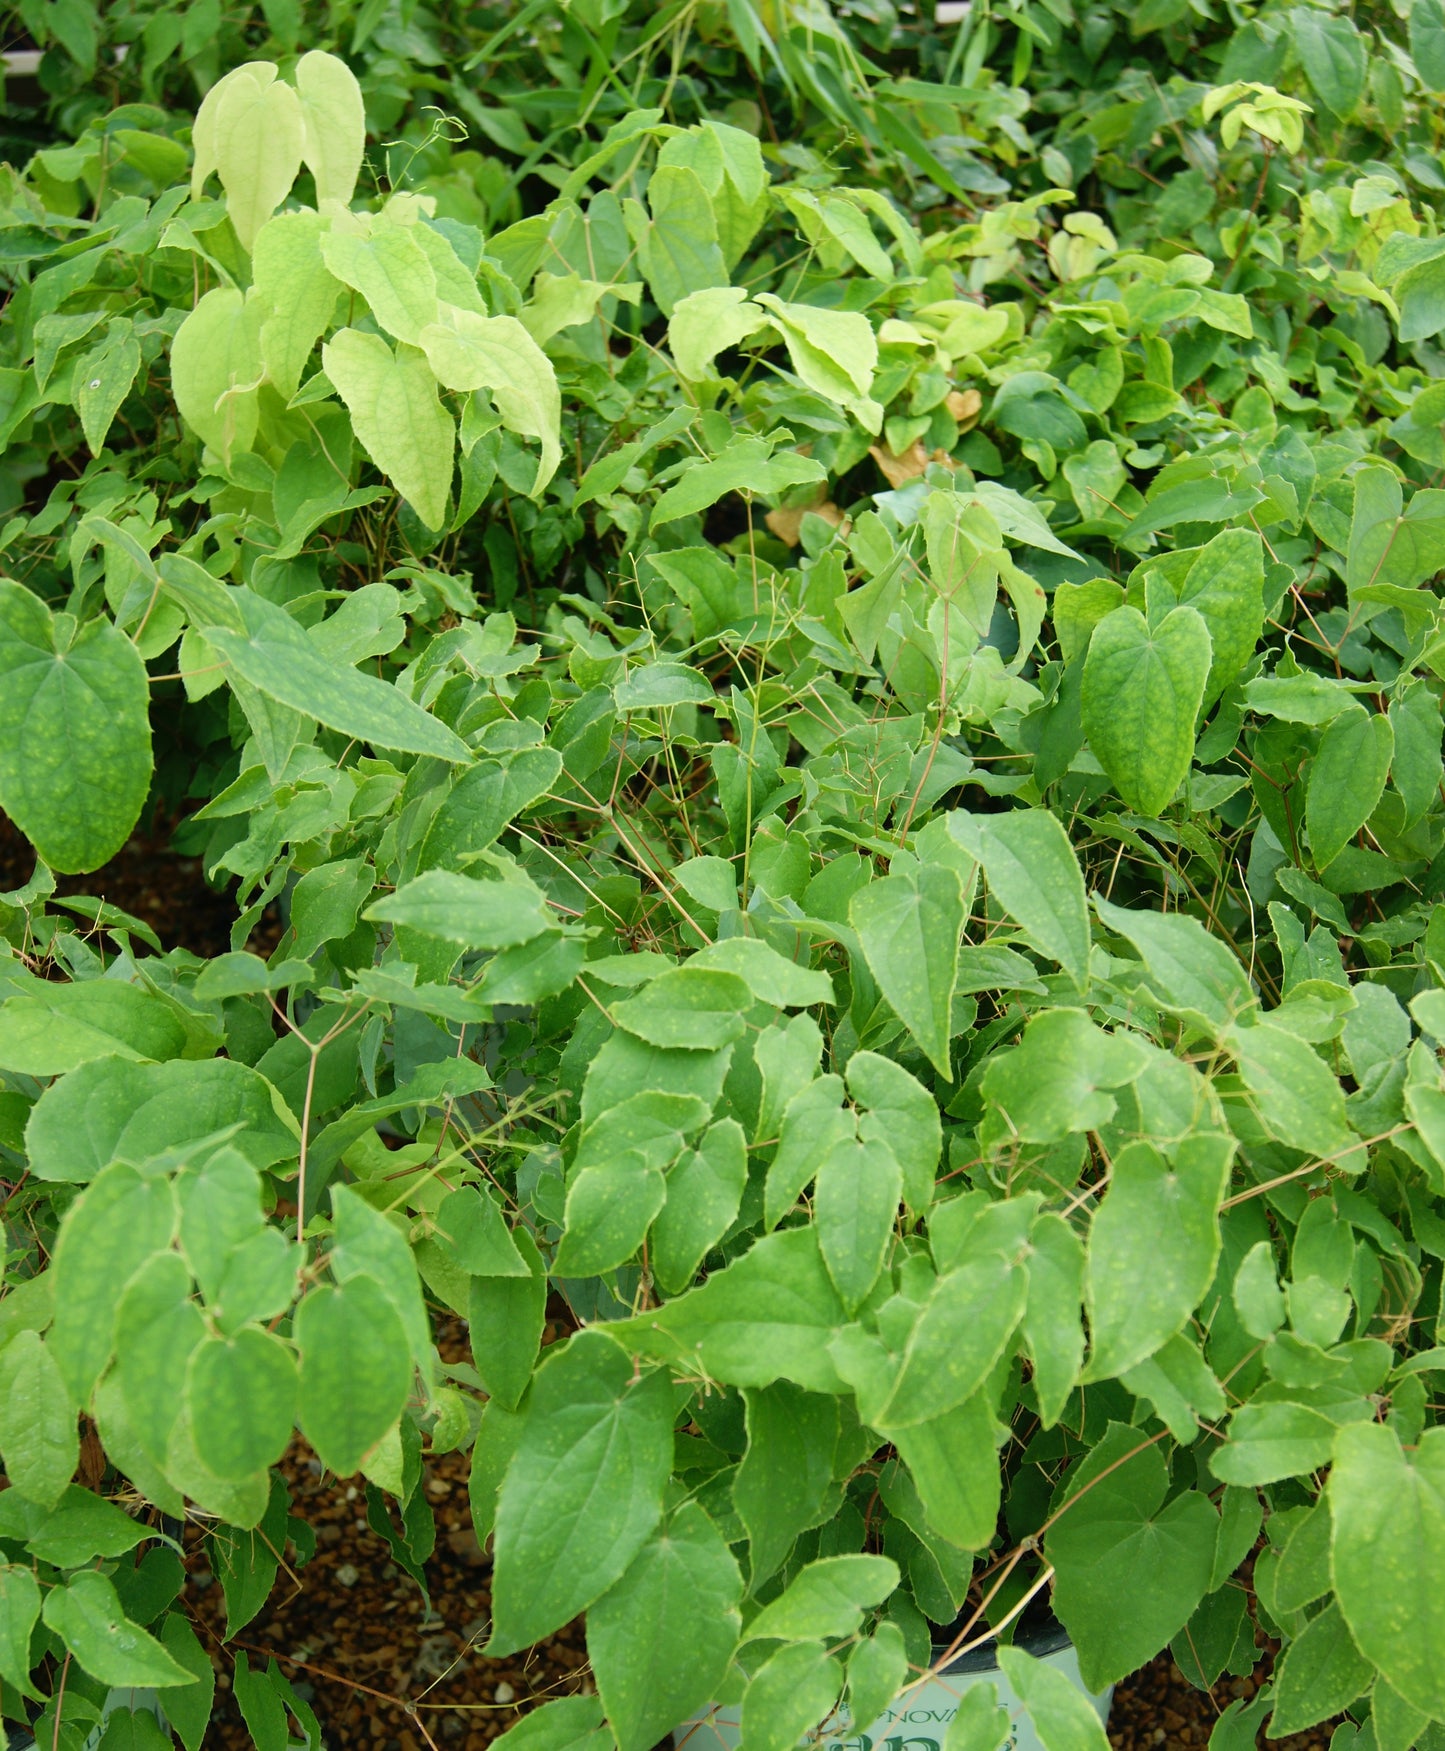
[335, 1563, 360, 1588]
[494, 1682, 516, 1704]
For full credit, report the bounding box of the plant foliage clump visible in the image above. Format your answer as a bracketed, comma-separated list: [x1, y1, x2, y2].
[4, 1, 1445, 1748]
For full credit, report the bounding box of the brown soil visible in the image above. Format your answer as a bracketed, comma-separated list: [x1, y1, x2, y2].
[0, 810, 281, 960]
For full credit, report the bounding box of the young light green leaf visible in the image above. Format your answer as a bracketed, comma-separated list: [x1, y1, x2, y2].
[321, 216, 439, 345]
[295, 49, 365, 207]
[0, 580, 152, 874]
[650, 436, 825, 529]
[418, 308, 560, 495]
[851, 864, 966, 1077]
[587, 1502, 743, 1751]
[668, 286, 768, 380]
[488, 1330, 673, 1654]
[204, 63, 304, 249]
[947, 809, 1089, 991]
[1084, 1134, 1232, 1378]
[322, 327, 454, 528]
[252, 210, 342, 399]
[1082, 604, 1211, 816]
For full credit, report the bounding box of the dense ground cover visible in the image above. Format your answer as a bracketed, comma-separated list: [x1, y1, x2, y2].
[4, 1, 1445, 1747]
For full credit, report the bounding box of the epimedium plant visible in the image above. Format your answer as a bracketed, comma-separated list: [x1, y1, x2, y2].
[5, 2, 1445, 1749]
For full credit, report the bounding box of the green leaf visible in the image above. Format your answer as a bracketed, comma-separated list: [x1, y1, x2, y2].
[1329, 1421, 1445, 1718]
[1174, 528, 1266, 707]
[1021, 1213, 1085, 1428]
[322, 327, 454, 528]
[157, 1614, 216, 1751]
[114, 1252, 206, 1467]
[1210, 1401, 1339, 1485]
[944, 1681, 1011, 1751]
[170, 285, 264, 462]
[613, 661, 715, 712]
[366, 869, 553, 945]
[41, 1572, 194, 1689]
[652, 1119, 748, 1296]
[1388, 682, 1443, 829]
[1046, 1430, 1217, 1690]
[947, 809, 1090, 991]
[1082, 604, 1211, 815]
[489, 1330, 673, 1654]
[877, 1254, 1027, 1427]
[1306, 709, 1393, 872]
[1268, 1600, 1372, 1736]
[0, 981, 195, 1077]
[849, 1623, 909, 1738]
[614, 1227, 847, 1393]
[26, 1056, 297, 1184]
[0, 1483, 149, 1568]
[50, 1163, 176, 1404]
[888, 1393, 1003, 1551]
[0, 1565, 43, 1702]
[1411, 0, 1445, 91]
[1092, 896, 1254, 1031]
[746, 1554, 898, 1643]
[490, 1697, 613, 1751]
[1294, 8, 1366, 117]
[995, 1646, 1111, 1751]
[816, 1134, 901, 1315]
[739, 1642, 842, 1751]
[851, 864, 965, 1077]
[587, 1502, 743, 1751]
[0, 580, 152, 873]
[295, 1276, 413, 1475]
[690, 936, 833, 1009]
[73, 322, 141, 456]
[633, 165, 728, 317]
[419, 308, 560, 495]
[755, 294, 879, 410]
[735, 1382, 839, 1583]
[650, 436, 826, 529]
[0, 1332, 76, 1507]
[187, 1328, 297, 1481]
[204, 585, 469, 761]
[1085, 1135, 1231, 1378]
[847, 1051, 941, 1215]
[433, 1185, 527, 1277]
[981, 1008, 1150, 1144]
[557, 1151, 666, 1276]
[611, 967, 752, 1051]
[1225, 1020, 1355, 1159]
